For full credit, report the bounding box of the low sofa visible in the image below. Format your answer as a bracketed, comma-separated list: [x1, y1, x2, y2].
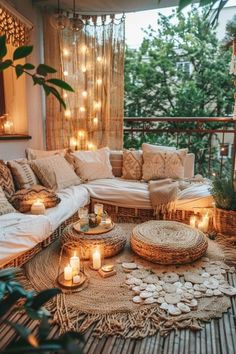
[0, 148, 213, 268]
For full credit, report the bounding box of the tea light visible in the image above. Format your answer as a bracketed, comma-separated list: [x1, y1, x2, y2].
[31, 199, 45, 215]
[94, 203, 103, 216]
[102, 264, 114, 272]
[70, 252, 80, 274]
[64, 264, 73, 281]
[92, 249, 101, 270]
[73, 275, 81, 284]
[190, 215, 197, 228]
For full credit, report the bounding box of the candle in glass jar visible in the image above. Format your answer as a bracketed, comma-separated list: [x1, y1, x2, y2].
[199, 214, 209, 233]
[4, 121, 11, 134]
[64, 264, 73, 281]
[190, 215, 197, 228]
[94, 203, 103, 216]
[31, 199, 45, 215]
[70, 252, 80, 274]
[73, 275, 81, 284]
[92, 249, 101, 270]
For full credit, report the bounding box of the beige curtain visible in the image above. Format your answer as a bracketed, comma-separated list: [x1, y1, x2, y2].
[44, 14, 125, 151]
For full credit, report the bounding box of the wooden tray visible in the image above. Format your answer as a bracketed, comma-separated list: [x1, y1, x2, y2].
[57, 272, 87, 289]
[73, 221, 115, 235]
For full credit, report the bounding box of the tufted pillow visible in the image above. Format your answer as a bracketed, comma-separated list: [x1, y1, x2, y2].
[0, 186, 16, 215]
[72, 147, 114, 181]
[30, 155, 81, 191]
[26, 148, 67, 161]
[0, 160, 15, 199]
[10, 185, 61, 213]
[142, 149, 187, 181]
[122, 150, 143, 180]
[7, 159, 38, 190]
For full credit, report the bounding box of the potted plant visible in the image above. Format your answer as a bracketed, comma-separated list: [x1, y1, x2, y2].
[211, 177, 236, 236]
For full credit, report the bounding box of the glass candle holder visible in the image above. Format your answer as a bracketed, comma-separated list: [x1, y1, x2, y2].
[89, 213, 99, 228]
[94, 203, 104, 216]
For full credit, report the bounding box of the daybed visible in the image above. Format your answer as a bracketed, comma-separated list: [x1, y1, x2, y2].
[0, 146, 213, 268]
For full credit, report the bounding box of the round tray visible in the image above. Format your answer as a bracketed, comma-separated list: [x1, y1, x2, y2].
[73, 221, 115, 235]
[57, 272, 87, 289]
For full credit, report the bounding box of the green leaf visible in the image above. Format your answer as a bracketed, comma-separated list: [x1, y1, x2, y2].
[15, 64, 24, 78]
[0, 291, 25, 317]
[0, 267, 21, 279]
[33, 75, 45, 86]
[0, 34, 7, 59]
[0, 59, 12, 72]
[0, 282, 6, 300]
[31, 288, 61, 310]
[178, 0, 193, 11]
[42, 84, 52, 96]
[45, 85, 67, 109]
[23, 63, 35, 70]
[13, 46, 33, 61]
[36, 64, 57, 76]
[47, 78, 74, 92]
[39, 316, 50, 341]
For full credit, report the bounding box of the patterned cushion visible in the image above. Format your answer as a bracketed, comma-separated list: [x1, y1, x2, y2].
[122, 150, 143, 180]
[26, 148, 67, 160]
[30, 155, 81, 191]
[0, 160, 15, 199]
[10, 185, 61, 213]
[142, 150, 187, 181]
[0, 186, 16, 215]
[7, 159, 38, 190]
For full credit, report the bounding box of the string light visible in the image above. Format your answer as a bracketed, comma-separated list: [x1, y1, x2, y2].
[63, 92, 68, 99]
[64, 109, 71, 118]
[63, 70, 68, 76]
[63, 48, 70, 56]
[81, 45, 87, 53]
[78, 130, 85, 138]
[82, 91, 88, 98]
[97, 78, 102, 85]
[81, 66, 86, 73]
[97, 56, 102, 63]
[87, 142, 96, 151]
[80, 107, 86, 112]
[212, 172, 216, 177]
[94, 101, 101, 110]
[93, 117, 98, 125]
[69, 137, 77, 149]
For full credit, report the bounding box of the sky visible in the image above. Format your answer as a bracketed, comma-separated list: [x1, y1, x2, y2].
[125, 0, 236, 49]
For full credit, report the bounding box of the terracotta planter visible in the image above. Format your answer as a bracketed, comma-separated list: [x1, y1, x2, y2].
[213, 207, 236, 236]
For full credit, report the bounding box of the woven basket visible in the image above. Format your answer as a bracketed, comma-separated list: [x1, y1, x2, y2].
[131, 220, 208, 265]
[213, 208, 236, 236]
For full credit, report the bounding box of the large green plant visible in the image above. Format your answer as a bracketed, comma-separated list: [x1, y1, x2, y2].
[0, 267, 84, 353]
[211, 177, 236, 211]
[0, 34, 73, 109]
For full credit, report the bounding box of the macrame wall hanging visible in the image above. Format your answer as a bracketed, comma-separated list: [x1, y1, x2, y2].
[0, 3, 33, 46]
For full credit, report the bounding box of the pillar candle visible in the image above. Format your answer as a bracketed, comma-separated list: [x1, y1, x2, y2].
[64, 264, 73, 281]
[70, 252, 80, 274]
[92, 249, 101, 270]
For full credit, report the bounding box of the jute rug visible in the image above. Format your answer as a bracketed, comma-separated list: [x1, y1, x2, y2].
[23, 223, 235, 338]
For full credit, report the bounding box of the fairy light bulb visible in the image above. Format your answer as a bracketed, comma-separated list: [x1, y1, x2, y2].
[63, 92, 68, 99]
[80, 107, 86, 113]
[97, 78, 102, 85]
[88, 142, 96, 151]
[63, 48, 70, 56]
[94, 101, 101, 110]
[64, 109, 71, 118]
[81, 45, 87, 53]
[81, 66, 86, 73]
[93, 117, 98, 125]
[97, 56, 102, 63]
[82, 91, 88, 98]
[63, 70, 68, 76]
[78, 130, 85, 138]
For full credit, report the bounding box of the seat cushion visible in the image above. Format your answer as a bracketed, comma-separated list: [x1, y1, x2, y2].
[45, 185, 90, 231]
[85, 178, 213, 210]
[0, 213, 51, 267]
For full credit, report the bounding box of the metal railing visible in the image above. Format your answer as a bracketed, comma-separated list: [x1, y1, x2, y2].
[124, 117, 236, 178]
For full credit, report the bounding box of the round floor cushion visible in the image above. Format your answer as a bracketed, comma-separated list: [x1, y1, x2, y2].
[61, 223, 127, 259]
[131, 220, 208, 265]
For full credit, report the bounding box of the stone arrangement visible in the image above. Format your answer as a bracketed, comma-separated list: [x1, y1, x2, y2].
[122, 259, 236, 316]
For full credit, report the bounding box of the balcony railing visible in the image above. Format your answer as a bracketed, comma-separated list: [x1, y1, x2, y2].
[124, 117, 236, 178]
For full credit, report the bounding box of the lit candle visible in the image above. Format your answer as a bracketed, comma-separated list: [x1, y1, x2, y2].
[73, 275, 81, 284]
[199, 214, 209, 233]
[190, 215, 197, 228]
[31, 199, 45, 215]
[92, 249, 101, 270]
[70, 252, 80, 274]
[4, 121, 11, 134]
[64, 264, 73, 281]
[94, 203, 103, 216]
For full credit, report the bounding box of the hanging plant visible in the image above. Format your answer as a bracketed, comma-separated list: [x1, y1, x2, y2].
[0, 34, 74, 109]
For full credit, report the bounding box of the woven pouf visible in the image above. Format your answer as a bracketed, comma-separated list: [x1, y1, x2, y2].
[131, 220, 208, 265]
[61, 223, 127, 259]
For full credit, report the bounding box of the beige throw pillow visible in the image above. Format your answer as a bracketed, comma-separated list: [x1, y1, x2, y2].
[72, 147, 114, 181]
[8, 159, 38, 190]
[142, 143, 176, 153]
[122, 150, 143, 180]
[142, 149, 187, 181]
[26, 148, 67, 161]
[31, 155, 81, 191]
[0, 186, 16, 216]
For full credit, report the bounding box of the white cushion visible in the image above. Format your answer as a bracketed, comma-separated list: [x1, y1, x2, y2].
[45, 185, 90, 231]
[26, 148, 67, 160]
[0, 213, 51, 267]
[142, 143, 176, 152]
[85, 178, 213, 210]
[72, 147, 114, 181]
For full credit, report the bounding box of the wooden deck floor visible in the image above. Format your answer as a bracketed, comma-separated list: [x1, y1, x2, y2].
[1, 273, 236, 354]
